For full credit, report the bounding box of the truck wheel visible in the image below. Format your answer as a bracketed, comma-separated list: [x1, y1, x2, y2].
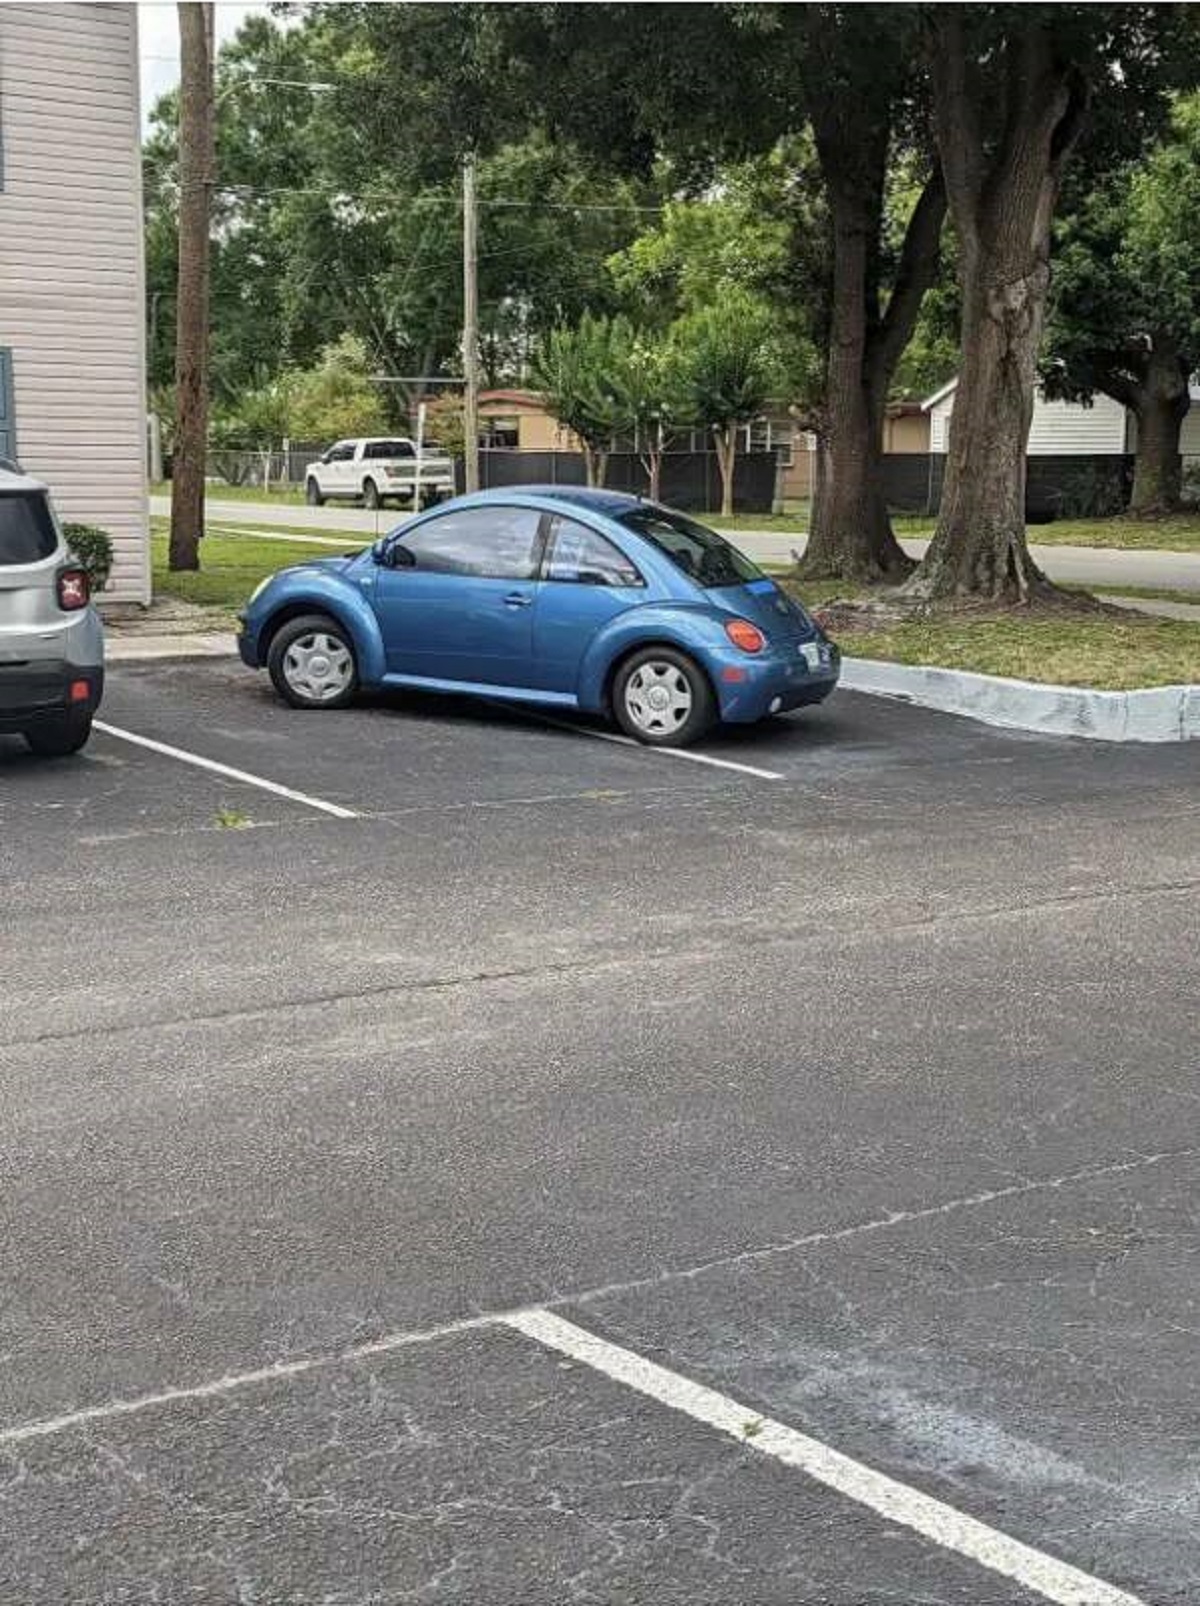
[362, 478, 381, 510]
[306, 478, 325, 506]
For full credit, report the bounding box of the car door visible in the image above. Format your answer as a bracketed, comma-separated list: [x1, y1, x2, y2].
[323, 442, 356, 495]
[530, 514, 646, 693]
[371, 504, 545, 686]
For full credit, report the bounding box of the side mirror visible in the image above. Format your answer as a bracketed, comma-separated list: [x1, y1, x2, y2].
[373, 539, 413, 568]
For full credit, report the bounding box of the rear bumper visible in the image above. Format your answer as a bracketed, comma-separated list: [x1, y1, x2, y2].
[715, 642, 841, 723]
[0, 663, 104, 733]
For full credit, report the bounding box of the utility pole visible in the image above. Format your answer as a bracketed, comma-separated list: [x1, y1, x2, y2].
[461, 150, 480, 494]
[170, 1, 215, 572]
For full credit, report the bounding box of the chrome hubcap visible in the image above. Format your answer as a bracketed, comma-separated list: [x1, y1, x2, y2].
[624, 662, 692, 735]
[283, 632, 353, 702]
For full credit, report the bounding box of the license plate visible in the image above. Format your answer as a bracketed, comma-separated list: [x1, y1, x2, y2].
[800, 642, 824, 670]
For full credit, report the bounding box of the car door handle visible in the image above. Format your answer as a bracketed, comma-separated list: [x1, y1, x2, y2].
[503, 591, 533, 608]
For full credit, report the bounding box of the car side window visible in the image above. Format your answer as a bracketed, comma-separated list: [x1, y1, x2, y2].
[544, 516, 643, 587]
[327, 443, 355, 462]
[399, 506, 543, 580]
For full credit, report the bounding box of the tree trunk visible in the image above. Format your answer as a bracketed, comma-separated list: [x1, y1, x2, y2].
[715, 425, 736, 516]
[640, 449, 662, 502]
[912, 265, 1048, 597]
[796, 23, 945, 584]
[169, 2, 215, 574]
[909, 17, 1089, 600]
[584, 444, 608, 488]
[1129, 349, 1189, 516]
[801, 379, 904, 581]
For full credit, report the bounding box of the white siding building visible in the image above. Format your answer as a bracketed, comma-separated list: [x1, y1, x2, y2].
[0, 2, 149, 603]
[924, 378, 1131, 456]
[925, 376, 1200, 459]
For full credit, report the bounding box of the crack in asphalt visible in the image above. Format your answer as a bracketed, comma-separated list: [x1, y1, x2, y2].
[0, 1142, 1193, 1448]
[7, 872, 1200, 1051]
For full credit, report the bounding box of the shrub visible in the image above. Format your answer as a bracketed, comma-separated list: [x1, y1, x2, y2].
[63, 523, 114, 592]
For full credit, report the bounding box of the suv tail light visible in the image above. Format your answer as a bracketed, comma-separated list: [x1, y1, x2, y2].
[724, 617, 766, 653]
[57, 567, 90, 611]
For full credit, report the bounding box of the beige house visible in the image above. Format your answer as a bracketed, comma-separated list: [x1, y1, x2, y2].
[0, 2, 150, 602]
[480, 390, 932, 505]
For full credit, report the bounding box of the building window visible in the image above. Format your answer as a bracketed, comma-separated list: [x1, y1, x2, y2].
[0, 350, 16, 464]
[747, 417, 795, 467]
[481, 415, 519, 449]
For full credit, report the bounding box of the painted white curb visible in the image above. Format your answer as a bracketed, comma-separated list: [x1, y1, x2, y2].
[106, 632, 238, 662]
[841, 657, 1200, 743]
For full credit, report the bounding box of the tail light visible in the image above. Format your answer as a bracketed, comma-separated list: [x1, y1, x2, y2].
[724, 617, 766, 653]
[57, 567, 90, 611]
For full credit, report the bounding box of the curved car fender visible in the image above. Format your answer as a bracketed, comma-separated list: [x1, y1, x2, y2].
[576, 603, 732, 713]
[254, 567, 388, 684]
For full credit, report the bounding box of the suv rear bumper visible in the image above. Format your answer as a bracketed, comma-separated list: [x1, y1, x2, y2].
[0, 664, 104, 733]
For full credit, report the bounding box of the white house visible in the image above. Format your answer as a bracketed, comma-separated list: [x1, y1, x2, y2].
[924, 376, 1200, 457]
[0, 2, 150, 603]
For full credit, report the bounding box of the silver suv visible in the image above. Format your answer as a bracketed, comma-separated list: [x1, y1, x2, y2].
[0, 462, 104, 756]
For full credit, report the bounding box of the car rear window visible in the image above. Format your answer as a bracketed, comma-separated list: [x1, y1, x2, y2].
[617, 506, 763, 588]
[0, 492, 57, 565]
[364, 440, 414, 460]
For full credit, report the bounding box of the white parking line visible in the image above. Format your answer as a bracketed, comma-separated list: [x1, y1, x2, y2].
[519, 710, 785, 781]
[505, 1309, 1146, 1606]
[94, 721, 360, 820]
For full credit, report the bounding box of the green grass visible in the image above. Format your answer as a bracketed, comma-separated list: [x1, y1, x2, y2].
[842, 615, 1200, 690]
[206, 517, 363, 541]
[152, 481, 307, 507]
[1090, 583, 1200, 608]
[773, 574, 1200, 688]
[889, 512, 1200, 552]
[151, 528, 362, 611]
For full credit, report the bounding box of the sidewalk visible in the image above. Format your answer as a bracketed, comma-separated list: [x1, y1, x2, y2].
[102, 597, 238, 661]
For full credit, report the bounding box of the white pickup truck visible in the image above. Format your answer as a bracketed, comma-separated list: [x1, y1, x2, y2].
[304, 437, 457, 510]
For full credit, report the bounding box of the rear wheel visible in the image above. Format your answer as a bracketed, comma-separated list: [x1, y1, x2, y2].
[25, 712, 93, 757]
[362, 477, 381, 510]
[305, 478, 325, 506]
[612, 647, 715, 748]
[267, 614, 358, 710]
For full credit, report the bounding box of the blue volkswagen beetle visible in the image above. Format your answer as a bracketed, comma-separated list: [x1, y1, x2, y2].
[237, 488, 839, 747]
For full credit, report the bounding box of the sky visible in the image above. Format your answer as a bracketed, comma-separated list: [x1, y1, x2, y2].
[138, 2, 271, 125]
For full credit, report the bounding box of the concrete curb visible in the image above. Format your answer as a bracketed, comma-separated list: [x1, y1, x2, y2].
[106, 632, 238, 662]
[841, 657, 1200, 743]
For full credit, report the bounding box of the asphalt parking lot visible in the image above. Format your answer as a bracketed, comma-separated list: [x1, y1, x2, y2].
[3, 661, 1199, 1605]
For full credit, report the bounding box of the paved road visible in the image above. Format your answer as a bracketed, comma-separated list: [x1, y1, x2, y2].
[3, 666, 1199, 1603]
[151, 493, 1200, 593]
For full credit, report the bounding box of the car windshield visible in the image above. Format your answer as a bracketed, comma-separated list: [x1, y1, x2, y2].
[617, 506, 764, 588]
[0, 491, 57, 565]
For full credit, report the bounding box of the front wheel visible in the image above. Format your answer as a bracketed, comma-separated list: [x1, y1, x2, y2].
[305, 478, 325, 506]
[25, 712, 93, 757]
[267, 614, 358, 710]
[612, 647, 715, 747]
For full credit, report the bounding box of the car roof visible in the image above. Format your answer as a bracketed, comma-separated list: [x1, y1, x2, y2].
[476, 485, 647, 517]
[0, 463, 48, 496]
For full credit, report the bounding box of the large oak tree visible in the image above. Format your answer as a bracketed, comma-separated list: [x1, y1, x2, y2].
[909, 5, 1195, 599]
[1046, 93, 1200, 515]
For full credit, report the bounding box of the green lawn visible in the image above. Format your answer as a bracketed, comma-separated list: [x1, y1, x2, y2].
[152, 481, 307, 507]
[843, 615, 1200, 689]
[151, 527, 364, 611]
[889, 512, 1200, 553]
